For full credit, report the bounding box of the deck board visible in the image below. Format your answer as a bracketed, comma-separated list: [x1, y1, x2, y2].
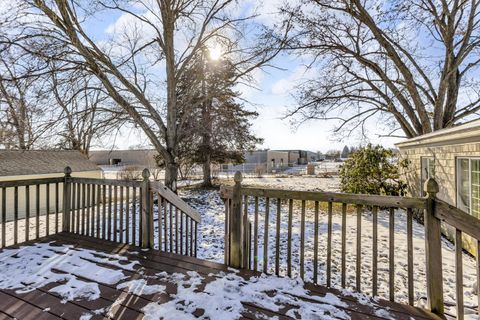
[0, 232, 441, 320]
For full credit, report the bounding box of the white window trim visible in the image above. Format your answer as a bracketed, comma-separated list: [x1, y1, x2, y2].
[456, 157, 480, 217]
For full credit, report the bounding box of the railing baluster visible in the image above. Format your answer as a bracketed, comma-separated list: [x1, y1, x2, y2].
[55, 182, 59, 234]
[169, 203, 173, 253]
[102, 185, 106, 239]
[455, 229, 464, 320]
[341, 203, 347, 288]
[81, 183, 85, 235]
[477, 240, 480, 317]
[326, 201, 333, 286]
[132, 187, 136, 245]
[287, 198, 293, 277]
[224, 199, 229, 264]
[407, 207, 414, 305]
[194, 221, 197, 257]
[139, 187, 143, 247]
[175, 207, 179, 254]
[373, 205, 379, 297]
[71, 183, 76, 233]
[96, 185, 101, 238]
[46, 184, 50, 236]
[356, 204, 362, 291]
[313, 201, 319, 284]
[180, 209, 183, 255]
[159, 195, 164, 250]
[254, 196, 259, 272]
[300, 200, 306, 280]
[389, 207, 395, 302]
[263, 197, 270, 274]
[275, 198, 281, 276]
[1, 188, 5, 247]
[243, 195, 249, 269]
[125, 187, 130, 244]
[185, 215, 189, 255]
[35, 185, 39, 239]
[108, 185, 112, 241]
[164, 199, 168, 252]
[113, 185, 118, 242]
[86, 184, 91, 236]
[14, 186, 18, 244]
[190, 217, 193, 257]
[25, 185, 30, 241]
[76, 183, 81, 234]
[119, 186, 124, 243]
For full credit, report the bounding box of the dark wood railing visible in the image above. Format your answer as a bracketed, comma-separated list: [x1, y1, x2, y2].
[0, 167, 200, 258]
[220, 172, 480, 319]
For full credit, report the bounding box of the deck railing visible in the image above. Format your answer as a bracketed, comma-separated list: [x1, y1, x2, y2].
[0, 167, 200, 257]
[220, 172, 480, 319]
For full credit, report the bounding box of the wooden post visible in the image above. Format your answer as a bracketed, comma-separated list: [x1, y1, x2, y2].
[229, 172, 243, 268]
[141, 168, 153, 248]
[62, 167, 72, 232]
[424, 178, 444, 315]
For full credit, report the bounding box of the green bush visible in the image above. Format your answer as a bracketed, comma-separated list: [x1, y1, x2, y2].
[339, 144, 408, 196]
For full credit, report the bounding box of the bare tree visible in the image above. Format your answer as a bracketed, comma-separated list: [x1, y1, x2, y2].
[23, 0, 282, 191]
[49, 69, 125, 154]
[0, 51, 50, 149]
[278, 0, 480, 138]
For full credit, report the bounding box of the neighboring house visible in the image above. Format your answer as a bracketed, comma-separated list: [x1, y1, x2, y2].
[0, 150, 102, 220]
[89, 149, 159, 168]
[396, 120, 480, 253]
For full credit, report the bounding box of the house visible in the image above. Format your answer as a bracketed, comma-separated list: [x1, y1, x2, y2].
[89, 149, 159, 168]
[396, 119, 480, 253]
[0, 150, 102, 220]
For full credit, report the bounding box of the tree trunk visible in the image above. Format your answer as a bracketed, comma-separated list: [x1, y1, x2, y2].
[202, 154, 212, 187]
[164, 161, 179, 192]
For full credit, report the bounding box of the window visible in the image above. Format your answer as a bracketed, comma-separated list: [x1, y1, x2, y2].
[456, 158, 480, 218]
[421, 157, 435, 196]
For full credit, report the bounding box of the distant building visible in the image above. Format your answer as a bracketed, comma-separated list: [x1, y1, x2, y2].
[221, 150, 289, 174]
[0, 150, 102, 220]
[89, 149, 159, 168]
[274, 150, 319, 165]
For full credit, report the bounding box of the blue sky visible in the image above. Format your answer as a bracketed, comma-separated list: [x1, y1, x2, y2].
[85, 2, 404, 153]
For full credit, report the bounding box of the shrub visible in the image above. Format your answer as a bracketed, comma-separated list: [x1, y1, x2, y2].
[117, 166, 143, 181]
[339, 144, 407, 196]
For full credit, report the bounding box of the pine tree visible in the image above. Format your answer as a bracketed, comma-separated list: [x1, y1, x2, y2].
[177, 49, 262, 186]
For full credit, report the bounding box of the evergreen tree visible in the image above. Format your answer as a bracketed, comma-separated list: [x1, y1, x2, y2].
[177, 49, 262, 186]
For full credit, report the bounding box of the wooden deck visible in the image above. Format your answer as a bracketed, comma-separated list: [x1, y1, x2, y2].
[0, 232, 440, 320]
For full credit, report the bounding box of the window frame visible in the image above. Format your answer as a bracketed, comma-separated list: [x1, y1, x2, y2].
[456, 157, 480, 218]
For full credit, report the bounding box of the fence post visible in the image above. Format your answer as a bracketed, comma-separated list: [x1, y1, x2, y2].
[141, 168, 153, 248]
[229, 171, 244, 268]
[424, 178, 444, 315]
[62, 166, 72, 232]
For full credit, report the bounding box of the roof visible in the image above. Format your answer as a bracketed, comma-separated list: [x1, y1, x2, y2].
[395, 119, 480, 149]
[0, 150, 101, 177]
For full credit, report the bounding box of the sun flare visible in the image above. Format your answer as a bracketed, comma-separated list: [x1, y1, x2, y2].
[209, 45, 223, 60]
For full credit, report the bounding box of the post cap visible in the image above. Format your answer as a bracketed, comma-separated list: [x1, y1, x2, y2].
[142, 168, 150, 180]
[64, 166, 72, 176]
[424, 178, 439, 195]
[234, 171, 242, 183]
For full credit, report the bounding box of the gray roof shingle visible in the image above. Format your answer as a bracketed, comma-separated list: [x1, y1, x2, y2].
[0, 150, 101, 177]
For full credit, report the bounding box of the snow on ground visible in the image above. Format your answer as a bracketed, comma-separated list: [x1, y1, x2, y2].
[179, 176, 479, 317]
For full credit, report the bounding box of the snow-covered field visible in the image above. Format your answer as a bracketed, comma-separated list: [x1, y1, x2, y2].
[179, 176, 479, 318]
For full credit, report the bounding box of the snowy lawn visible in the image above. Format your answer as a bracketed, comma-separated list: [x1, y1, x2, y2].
[179, 176, 479, 318]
